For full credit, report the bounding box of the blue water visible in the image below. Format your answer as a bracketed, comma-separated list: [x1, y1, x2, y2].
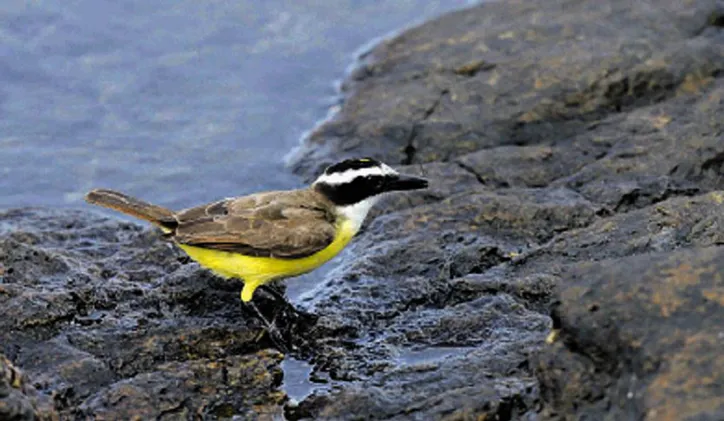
[0, 0, 476, 211]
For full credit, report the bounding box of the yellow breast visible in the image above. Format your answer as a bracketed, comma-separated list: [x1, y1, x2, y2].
[177, 218, 358, 301]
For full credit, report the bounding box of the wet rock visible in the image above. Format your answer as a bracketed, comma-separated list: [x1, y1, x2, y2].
[78, 351, 285, 420]
[0, 208, 288, 419]
[279, 174, 601, 420]
[294, 345, 541, 421]
[282, 0, 724, 419]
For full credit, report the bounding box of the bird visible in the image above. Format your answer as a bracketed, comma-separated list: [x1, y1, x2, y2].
[85, 157, 429, 306]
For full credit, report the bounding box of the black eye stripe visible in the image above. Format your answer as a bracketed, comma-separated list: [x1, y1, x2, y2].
[315, 174, 389, 206]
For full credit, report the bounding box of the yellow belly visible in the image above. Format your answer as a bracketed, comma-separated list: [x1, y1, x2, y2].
[177, 219, 357, 302]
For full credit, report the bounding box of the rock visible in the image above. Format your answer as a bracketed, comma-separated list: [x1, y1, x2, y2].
[282, 0, 724, 419]
[293, 346, 541, 421]
[0, 354, 57, 421]
[289, 0, 724, 181]
[0, 208, 288, 419]
[77, 351, 285, 420]
[537, 246, 724, 420]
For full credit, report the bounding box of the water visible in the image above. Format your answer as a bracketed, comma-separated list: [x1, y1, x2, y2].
[280, 357, 319, 403]
[279, 347, 472, 404]
[0, 0, 476, 211]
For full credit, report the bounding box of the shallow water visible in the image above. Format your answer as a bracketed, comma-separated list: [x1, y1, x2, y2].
[0, 0, 475, 211]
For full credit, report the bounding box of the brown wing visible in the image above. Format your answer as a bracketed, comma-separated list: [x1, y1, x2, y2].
[170, 189, 337, 259]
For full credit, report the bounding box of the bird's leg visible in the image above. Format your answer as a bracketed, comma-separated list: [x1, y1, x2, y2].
[245, 300, 290, 354]
[258, 283, 288, 304]
[258, 284, 317, 321]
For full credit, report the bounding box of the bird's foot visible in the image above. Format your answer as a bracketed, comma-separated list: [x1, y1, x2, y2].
[244, 301, 293, 354]
[240, 285, 319, 353]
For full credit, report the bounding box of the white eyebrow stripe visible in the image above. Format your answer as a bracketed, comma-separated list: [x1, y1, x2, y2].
[314, 166, 396, 185]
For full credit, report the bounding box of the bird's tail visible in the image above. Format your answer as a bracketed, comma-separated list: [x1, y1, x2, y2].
[85, 189, 178, 232]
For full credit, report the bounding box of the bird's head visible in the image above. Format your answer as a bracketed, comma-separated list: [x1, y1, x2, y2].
[312, 158, 428, 208]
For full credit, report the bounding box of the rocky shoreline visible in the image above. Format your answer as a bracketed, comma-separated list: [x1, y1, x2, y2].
[2, 0, 724, 419]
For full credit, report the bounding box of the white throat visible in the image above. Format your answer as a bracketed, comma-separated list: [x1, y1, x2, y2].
[336, 196, 380, 231]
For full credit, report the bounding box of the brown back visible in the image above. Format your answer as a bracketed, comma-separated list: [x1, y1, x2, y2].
[172, 189, 338, 258]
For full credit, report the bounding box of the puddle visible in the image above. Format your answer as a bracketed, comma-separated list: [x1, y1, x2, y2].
[280, 357, 324, 403]
[280, 346, 474, 410]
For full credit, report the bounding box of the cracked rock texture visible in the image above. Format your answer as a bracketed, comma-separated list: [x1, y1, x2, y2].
[286, 0, 724, 419]
[0, 355, 57, 420]
[1, 209, 288, 419]
[2, 0, 724, 419]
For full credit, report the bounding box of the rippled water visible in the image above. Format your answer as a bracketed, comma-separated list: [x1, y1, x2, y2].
[0, 0, 476, 211]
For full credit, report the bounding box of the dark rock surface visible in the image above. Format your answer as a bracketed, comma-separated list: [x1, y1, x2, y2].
[0, 209, 288, 419]
[2, 0, 724, 419]
[285, 0, 724, 419]
[0, 355, 57, 420]
[292, 0, 724, 182]
[536, 245, 724, 421]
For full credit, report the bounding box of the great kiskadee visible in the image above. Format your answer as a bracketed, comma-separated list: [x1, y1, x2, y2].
[85, 158, 428, 303]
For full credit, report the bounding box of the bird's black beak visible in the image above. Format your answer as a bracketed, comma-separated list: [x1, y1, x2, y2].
[385, 174, 429, 191]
